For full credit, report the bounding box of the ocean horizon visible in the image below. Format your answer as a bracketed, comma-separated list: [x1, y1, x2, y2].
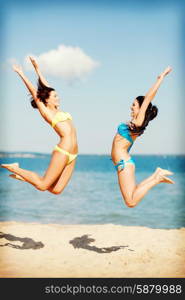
[0, 152, 185, 229]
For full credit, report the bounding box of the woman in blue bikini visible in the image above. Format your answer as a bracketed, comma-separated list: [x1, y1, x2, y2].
[1, 57, 78, 194]
[111, 66, 174, 208]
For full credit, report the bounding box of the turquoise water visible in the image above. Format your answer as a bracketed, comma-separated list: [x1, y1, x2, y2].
[0, 153, 184, 229]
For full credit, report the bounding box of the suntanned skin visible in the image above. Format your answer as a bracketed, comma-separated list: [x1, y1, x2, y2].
[111, 66, 174, 208]
[1, 57, 78, 194]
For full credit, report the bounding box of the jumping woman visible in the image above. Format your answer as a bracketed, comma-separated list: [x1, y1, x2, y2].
[1, 57, 78, 194]
[111, 66, 174, 208]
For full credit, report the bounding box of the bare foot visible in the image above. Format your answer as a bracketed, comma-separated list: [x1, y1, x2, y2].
[154, 167, 173, 176]
[154, 168, 174, 184]
[1, 162, 19, 172]
[9, 174, 25, 182]
[160, 176, 175, 184]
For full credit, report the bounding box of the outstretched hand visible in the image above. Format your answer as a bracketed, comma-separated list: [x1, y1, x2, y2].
[12, 64, 23, 75]
[29, 56, 39, 70]
[162, 66, 172, 76]
[158, 66, 172, 79]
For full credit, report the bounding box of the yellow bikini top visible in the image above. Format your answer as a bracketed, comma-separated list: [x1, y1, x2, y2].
[51, 111, 72, 128]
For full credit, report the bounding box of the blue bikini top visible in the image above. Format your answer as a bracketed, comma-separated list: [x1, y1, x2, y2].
[117, 123, 133, 152]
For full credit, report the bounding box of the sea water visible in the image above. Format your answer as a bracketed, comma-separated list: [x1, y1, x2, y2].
[0, 153, 184, 229]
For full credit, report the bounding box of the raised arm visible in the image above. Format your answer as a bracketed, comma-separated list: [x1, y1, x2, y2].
[13, 64, 37, 100]
[29, 57, 50, 87]
[135, 66, 172, 126]
[13, 64, 48, 117]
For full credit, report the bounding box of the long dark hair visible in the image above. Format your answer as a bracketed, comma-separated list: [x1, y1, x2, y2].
[129, 95, 158, 135]
[31, 78, 55, 109]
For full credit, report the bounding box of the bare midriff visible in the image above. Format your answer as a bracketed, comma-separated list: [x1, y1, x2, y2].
[53, 120, 78, 154]
[111, 133, 137, 164]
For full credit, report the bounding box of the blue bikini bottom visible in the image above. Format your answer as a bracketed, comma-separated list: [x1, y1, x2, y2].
[114, 157, 135, 172]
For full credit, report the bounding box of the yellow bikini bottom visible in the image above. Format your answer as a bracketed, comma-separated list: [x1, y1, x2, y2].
[54, 145, 78, 164]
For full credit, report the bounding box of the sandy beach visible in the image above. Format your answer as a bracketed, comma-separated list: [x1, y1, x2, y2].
[0, 221, 184, 278]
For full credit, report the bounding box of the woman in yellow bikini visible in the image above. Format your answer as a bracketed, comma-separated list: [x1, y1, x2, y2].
[1, 57, 78, 194]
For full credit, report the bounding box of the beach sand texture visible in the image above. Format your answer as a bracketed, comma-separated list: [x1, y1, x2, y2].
[0, 221, 185, 278]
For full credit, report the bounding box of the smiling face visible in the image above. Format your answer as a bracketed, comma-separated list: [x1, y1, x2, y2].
[47, 90, 60, 108]
[130, 99, 140, 119]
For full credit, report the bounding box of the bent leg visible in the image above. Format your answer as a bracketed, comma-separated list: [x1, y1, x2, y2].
[135, 167, 173, 188]
[118, 165, 174, 208]
[48, 159, 76, 194]
[1, 151, 68, 191]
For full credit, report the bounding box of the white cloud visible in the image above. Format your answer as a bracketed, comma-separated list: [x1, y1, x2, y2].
[24, 45, 100, 82]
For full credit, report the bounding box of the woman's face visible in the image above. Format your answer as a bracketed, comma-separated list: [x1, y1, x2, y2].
[47, 90, 60, 108]
[130, 99, 140, 119]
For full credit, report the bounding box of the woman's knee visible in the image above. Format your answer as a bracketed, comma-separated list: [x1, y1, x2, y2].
[35, 180, 50, 192]
[125, 201, 136, 208]
[123, 195, 136, 208]
[52, 190, 62, 195]
[49, 186, 64, 195]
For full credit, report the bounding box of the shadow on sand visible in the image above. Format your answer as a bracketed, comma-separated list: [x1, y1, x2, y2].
[0, 232, 44, 250]
[69, 234, 134, 253]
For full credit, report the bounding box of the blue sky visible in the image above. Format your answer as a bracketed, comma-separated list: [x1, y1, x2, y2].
[0, 0, 184, 154]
